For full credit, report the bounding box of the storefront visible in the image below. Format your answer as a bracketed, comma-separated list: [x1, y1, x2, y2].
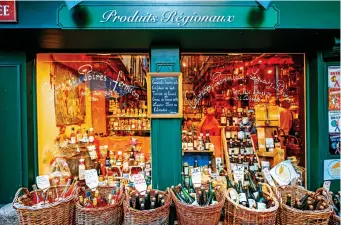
[0, 0, 340, 206]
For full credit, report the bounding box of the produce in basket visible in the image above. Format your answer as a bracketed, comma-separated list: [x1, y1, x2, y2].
[285, 188, 331, 211]
[127, 189, 166, 210]
[226, 171, 276, 210]
[171, 180, 218, 206]
[78, 186, 121, 208]
[329, 191, 340, 216]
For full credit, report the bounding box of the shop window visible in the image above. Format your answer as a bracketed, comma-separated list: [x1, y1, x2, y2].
[36, 53, 151, 187]
[181, 53, 306, 185]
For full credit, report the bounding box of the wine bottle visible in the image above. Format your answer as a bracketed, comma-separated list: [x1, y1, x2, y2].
[140, 203, 145, 210]
[237, 180, 247, 207]
[135, 193, 140, 210]
[256, 185, 267, 210]
[144, 192, 150, 210]
[154, 191, 159, 207]
[160, 199, 165, 206]
[172, 186, 187, 203]
[286, 194, 292, 206]
[179, 184, 195, 204]
[205, 190, 216, 206]
[246, 187, 256, 209]
[226, 175, 234, 189]
[150, 201, 155, 209]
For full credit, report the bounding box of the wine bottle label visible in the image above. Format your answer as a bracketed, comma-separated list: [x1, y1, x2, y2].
[238, 193, 247, 203]
[205, 143, 210, 150]
[230, 163, 236, 171]
[221, 117, 227, 124]
[248, 199, 256, 209]
[249, 165, 255, 171]
[253, 192, 259, 199]
[234, 147, 239, 155]
[184, 167, 189, 175]
[70, 137, 76, 144]
[230, 192, 238, 202]
[275, 143, 281, 149]
[79, 168, 85, 180]
[226, 131, 231, 139]
[257, 202, 267, 210]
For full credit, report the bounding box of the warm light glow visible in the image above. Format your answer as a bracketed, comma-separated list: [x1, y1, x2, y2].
[258, 60, 262, 63]
[182, 62, 187, 67]
[267, 69, 273, 74]
[118, 151, 122, 155]
[239, 66, 243, 70]
[193, 68, 197, 72]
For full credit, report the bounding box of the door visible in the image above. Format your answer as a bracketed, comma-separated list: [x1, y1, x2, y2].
[0, 52, 26, 204]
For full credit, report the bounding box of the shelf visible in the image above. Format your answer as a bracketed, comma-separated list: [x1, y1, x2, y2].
[182, 150, 215, 155]
[257, 150, 278, 158]
[110, 129, 150, 132]
[107, 115, 148, 118]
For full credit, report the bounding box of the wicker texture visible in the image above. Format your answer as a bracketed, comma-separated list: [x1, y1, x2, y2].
[123, 189, 171, 225]
[224, 183, 279, 225]
[12, 186, 76, 225]
[328, 214, 340, 225]
[276, 185, 333, 225]
[75, 186, 124, 225]
[171, 188, 225, 225]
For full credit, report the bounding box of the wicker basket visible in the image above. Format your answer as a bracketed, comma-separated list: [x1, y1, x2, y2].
[328, 213, 340, 225]
[224, 183, 279, 225]
[12, 186, 77, 225]
[170, 187, 225, 225]
[276, 185, 333, 225]
[123, 189, 171, 225]
[75, 186, 124, 225]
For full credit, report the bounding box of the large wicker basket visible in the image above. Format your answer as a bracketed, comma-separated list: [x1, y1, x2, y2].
[329, 213, 340, 225]
[75, 186, 124, 225]
[123, 189, 171, 225]
[170, 187, 225, 225]
[12, 186, 77, 225]
[276, 185, 333, 225]
[224, 183, 279, 225]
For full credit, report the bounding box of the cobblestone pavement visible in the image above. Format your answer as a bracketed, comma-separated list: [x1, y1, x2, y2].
[0, 204, 18, 225]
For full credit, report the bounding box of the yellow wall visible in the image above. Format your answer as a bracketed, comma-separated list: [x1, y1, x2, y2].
[36, 54, 93, 175]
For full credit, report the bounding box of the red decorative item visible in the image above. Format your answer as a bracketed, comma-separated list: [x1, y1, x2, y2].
[0, 0, 16, 22]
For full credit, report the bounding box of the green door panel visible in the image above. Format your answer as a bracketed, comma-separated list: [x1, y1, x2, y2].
[0, 53, 26, 204]
[150, 46, 182, 191]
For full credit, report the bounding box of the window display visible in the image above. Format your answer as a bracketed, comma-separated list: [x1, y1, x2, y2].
[180, 53, 306, 185]
[36, 53, 152, 187]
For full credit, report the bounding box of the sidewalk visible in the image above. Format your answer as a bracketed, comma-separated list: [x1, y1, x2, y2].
[0, 204, 18, 225]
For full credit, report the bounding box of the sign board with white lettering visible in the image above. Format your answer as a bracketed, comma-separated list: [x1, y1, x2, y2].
[147, 72, 183, 118]
[36, 175, 51, 190]
[0, 0, 16, 22]
[133, 173, 147, 193]
[84, 169, 99, 190]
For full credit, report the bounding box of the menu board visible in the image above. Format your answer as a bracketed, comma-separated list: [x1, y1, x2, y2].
[147, 73, 183, 118]
[328, 66, 341, 155]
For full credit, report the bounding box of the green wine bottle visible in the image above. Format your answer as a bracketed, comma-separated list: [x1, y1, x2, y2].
[226, 175, 234, 189]
[171, 185, 187, 203]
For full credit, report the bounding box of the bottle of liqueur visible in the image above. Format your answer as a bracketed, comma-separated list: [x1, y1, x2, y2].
[183, 162, 189, 176]
[205, 131, 211, 150]
[193, 136, 198, 150]
[194, 158, 199, 168]
[208, 161, 213, 175]
[230, 154, 236, 171]
[220, 108, 227, 126]
[243, 154, 249, 171]
[228, 139, 234, 156]
[88, 128, 95, 143]
[286, 194, 292, 206]
[226, 127, 231, 141]
[273, 130, 281, 149]
[246, 136, 253, 154]
[187, 132, 194, 151]
[70, 127, 76, 144]
[228, 110, 234, 126]
[78, 158, 86, 181]
[233, 135, 239, 155]
[182, 130, 188, 151]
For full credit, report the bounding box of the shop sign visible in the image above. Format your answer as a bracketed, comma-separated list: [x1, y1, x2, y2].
[328, 111, 341, 134]
[0, 0, 16, 22]
[57, 4, 279, 29]
[324, 159, 340, 180]
[147, 72, 183, 118]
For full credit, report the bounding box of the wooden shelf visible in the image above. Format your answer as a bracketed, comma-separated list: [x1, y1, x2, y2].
[107, 115, 148, 118]
[110, 129, 150, 132]
[257, 150, 278, 158]
[182, 150, 215, 155]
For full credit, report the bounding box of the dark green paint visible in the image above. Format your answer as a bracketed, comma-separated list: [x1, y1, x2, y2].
[0, 53, 26, 204]
[150, 46, 182, 191]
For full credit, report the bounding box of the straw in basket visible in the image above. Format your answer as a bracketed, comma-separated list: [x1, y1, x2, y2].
[123, 189, 171, 225]
[170, 187, 225, 225]
[276, 185, 333, 225]
[224, 183, 279, 225]
[12, 185, 77, 225]
[75, 186, 124, 225]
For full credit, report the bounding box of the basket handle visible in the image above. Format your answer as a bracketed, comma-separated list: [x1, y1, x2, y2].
[12, 187, 30, 207]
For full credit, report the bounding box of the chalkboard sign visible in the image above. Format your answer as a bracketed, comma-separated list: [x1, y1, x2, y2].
[147, 73, 183, 118]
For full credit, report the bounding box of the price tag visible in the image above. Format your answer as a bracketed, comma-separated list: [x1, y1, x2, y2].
[36, 175, 50, 190]
[233, 169, 244, 184]
[323, 181, 331, 191]
[133, 173, 147, 194]
[263, 168, 275, 187]
[191, 171, 202, 188]
[84, 169, 99, 190]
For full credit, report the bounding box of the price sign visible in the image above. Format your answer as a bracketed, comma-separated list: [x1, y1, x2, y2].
[36, 175, 50, 190]
[84, 169, 99, 190]
[323, 181, 331, 191]
[133, 173, 147, 193]
[191, 170, 202, 188]
[233, 169, 244, 184]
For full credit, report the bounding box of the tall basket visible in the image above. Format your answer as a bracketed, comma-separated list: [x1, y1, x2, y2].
[276, 185, 333, 225]
[75, 186, 124, 225]
[12, 186, 77, 225]
[170, 187, 225, 225]
[123, 189, 171, 225]
[224, 183, 279, 225]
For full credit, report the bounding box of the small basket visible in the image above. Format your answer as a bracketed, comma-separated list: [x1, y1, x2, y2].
[75, 186, 124, 225]
[329, 213, 340, 225]
[170, 187, 225, 225]
[224, 183, 279, 225]
[276, 185, 333, 225]
[12, 186, 77, 225]
[123, 189, 171, 225]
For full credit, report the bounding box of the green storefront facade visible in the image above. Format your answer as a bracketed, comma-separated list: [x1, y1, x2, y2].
[0, 0, 340, 205]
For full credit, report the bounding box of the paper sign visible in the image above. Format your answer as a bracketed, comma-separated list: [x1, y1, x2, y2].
[270, 160, 297, 186]
[233, 169, 244, 184]
[329, 111, 341, 133]
[191, 171, 202, 188]
[324, 159, 341, 180]
[323, 181, 331, 191]
[36, 175, 51, 190]
[263, 168, 275, 187]
[84, 169, 99, 190]
[328, 66, 340, 88]
[133, 173, 147, 193]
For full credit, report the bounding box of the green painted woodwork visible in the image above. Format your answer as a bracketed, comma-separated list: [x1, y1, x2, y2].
[57, 3, 279, 29]
[0, 1, 339, 29]
[0, 52, 26, 204]
[150, 47, 182, 191]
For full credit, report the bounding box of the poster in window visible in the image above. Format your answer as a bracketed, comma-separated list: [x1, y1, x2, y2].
[328, 66, 340, 88]
[328, 111, 341, 134]
[329, 133, 340, 155]
[329, 88, 340, 111]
